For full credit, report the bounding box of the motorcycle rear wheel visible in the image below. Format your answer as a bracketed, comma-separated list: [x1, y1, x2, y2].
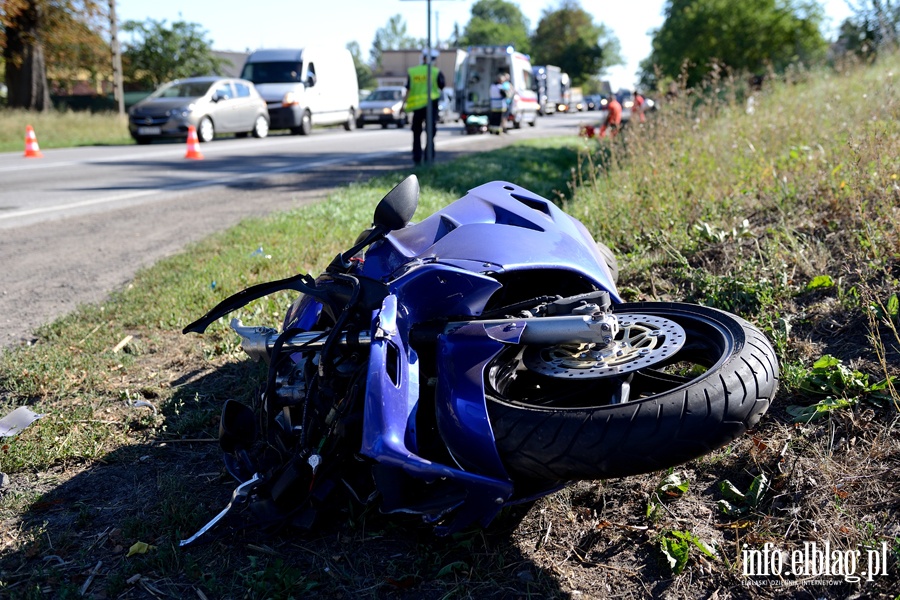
[485, 302, 778, 482]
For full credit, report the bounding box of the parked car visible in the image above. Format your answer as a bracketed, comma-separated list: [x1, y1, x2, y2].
[616, 89, 634, 122]
[356, 86, 407, 128]
[128, 76, 269, 144]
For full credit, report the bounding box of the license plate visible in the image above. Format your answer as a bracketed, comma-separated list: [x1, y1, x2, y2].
[137, 126, 161, 135]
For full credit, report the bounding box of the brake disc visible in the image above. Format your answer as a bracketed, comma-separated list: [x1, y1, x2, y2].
[522, 313, 686, 378]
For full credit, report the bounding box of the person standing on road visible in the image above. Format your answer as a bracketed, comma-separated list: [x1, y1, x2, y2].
[599, 94, 622, 138]
[405, 48, 445, 165]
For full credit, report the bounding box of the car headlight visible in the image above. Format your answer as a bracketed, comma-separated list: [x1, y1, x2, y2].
[283, 92, 299, 107]
[168, 104, 193, 118]
[382, 107, 392, 115]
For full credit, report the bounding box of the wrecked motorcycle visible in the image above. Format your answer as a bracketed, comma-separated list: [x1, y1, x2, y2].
[180, 175, 778, 545]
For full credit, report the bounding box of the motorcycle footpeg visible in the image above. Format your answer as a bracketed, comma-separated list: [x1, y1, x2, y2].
[178, 472, 262, 547]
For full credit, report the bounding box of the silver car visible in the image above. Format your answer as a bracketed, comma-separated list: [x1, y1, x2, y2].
[356, 86, 407, 128]
[128, 76, 270, 144]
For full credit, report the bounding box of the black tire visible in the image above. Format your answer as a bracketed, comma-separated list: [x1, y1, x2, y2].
[595, 242, 618, 284]
[344, 109, 356, 131]
[486, 302, 778, 482]
[291, 110, 312, 135]
[251, 115, 269, 139]
[133, 136, 152, 145]
[197, 116, 215, 143]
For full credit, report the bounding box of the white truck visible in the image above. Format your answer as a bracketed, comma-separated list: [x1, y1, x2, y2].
[457, 45, 539, 133]
[532, 65, 562, 115]
[240, 46, 359, 135]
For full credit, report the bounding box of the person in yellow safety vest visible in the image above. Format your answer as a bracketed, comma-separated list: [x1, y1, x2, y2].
[405, 48, 445, 165]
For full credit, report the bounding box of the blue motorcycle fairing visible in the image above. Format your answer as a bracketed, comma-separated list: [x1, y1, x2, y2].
[361, 294, 513, 532]
[382, 261, 502, 322]
[434, 320, 524, 480]
[360, 180, 620, 304]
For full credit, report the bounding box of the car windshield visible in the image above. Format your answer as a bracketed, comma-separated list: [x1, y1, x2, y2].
[366, 89, 403, 101]
[150, 82, 213, 99]
[241, 62, 304, 84]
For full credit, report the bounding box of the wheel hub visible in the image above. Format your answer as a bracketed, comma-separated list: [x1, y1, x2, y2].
[522, 314, 686, 378]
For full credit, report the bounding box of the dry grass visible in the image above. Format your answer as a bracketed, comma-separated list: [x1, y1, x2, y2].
[0, 109, 131, 152]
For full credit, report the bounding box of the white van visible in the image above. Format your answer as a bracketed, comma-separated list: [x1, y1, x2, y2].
[457, 46, 539, 132]
[240, 47, 359, 135]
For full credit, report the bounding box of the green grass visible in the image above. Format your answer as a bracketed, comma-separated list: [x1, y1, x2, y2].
[1, 57, 899, 598]
[0, 108, 132, 152]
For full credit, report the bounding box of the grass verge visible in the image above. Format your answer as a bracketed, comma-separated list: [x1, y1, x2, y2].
[0, 109, 132, 152]
[1, 59, 899, 598]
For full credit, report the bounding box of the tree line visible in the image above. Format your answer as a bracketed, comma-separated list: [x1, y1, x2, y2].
[2, 0, 898, 111]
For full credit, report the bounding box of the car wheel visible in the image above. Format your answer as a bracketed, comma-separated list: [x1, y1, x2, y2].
[251, 115, 269, 139]
[291, 110, 312, 135]
[134, 136, 152, 145]
[356, 119, 365, 129]
[381, 122, 389, 129]
[197, 117, 215, 143]
[344, 109, 356, 131]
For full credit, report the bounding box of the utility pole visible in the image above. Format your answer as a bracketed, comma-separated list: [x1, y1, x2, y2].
[109, 0, 125, 115]
[401, 0, 457, 164]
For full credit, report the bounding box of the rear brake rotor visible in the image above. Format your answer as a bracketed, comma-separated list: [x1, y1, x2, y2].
[522, 313, 686, 378]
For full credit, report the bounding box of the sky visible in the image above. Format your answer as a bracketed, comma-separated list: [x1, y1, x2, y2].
[117, 0, 855, 92]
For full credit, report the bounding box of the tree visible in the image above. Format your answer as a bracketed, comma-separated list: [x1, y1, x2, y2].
[834, 0, 900, 60]
[370, 14, 423, 71]
[121, 18, 226, 89]
[530, 0, 620, 87]
[43, 10, 110, 94]
[642, 0, 827, 88]
[347, 41, 375, 90]
[459, 0, 531, 54]
[1, 0, 106, 110]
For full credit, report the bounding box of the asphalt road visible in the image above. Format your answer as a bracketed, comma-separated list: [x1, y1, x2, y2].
[0, 112, 592, 348]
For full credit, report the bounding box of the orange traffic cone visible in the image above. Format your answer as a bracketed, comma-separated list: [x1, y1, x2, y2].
[184, 125, 204, 160]
[24, 125, 43, 158]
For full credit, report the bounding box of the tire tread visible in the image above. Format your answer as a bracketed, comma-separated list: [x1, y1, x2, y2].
[487, 303, 779, 481]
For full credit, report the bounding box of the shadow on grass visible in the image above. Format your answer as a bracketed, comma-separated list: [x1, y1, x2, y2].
[0, 138, 587, 597]
[423, 143, 583, 204]
[1, 358, 567, 599]
[62, 139, 584, 210]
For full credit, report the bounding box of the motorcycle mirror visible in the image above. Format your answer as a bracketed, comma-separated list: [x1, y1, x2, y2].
[334, 175, 419, 270]
[374, 174, 418, 231]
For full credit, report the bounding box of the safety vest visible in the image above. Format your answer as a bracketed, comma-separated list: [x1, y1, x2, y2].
[406, 64, 441, 111]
